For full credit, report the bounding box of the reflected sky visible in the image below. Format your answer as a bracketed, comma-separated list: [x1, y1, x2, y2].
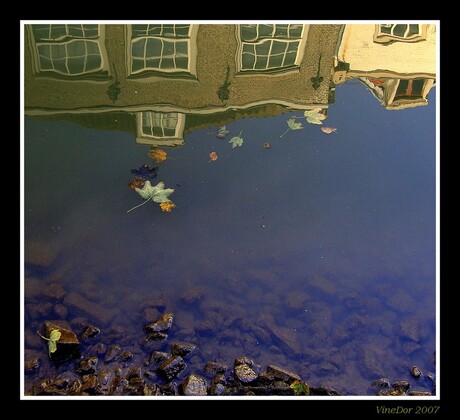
[24, 80, 436, 395]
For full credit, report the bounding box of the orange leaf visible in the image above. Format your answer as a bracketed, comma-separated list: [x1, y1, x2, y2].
[209, 151, 218, 161]
[320, 127, 337, 134]
[148, 148, 167, 163]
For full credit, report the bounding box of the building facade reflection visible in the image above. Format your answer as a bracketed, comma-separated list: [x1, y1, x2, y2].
[24, 23, 436, 146]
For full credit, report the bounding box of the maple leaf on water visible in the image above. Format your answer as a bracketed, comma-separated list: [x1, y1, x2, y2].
[280, 116, 303, 138]
[127, 181, 175, 213]
[209, 151, 218, 162]
[216, 126, 230, 139]
[131, 164, 158, 181]
[304, 108, 327, 125]
[160, 202, 176, 213]
[320, 127, 337, 134]
[148, 147, 167, 163]
[37, 329, 61, 356]
[229, 131, 244, 148]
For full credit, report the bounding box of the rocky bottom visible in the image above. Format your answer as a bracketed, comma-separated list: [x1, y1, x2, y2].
[24, 314, 436, 397]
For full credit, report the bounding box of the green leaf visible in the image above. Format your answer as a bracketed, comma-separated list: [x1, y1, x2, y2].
[229, 130, 244, 148]
[37, 329, 61, 356]
[128, 181, 175, 213]
[304, 108, 327, 125]
[290, 380, 310, 396]
[287, 116, 303, 130]
[135, 181, 174, 203]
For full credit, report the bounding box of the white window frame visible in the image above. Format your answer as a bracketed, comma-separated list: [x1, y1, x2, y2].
[136, 111, 185, 140]
[236, 24, 309, 74]
[374, 24, 428, 44]
[126, 24, 198, 78]
[26, 24, 109, 78]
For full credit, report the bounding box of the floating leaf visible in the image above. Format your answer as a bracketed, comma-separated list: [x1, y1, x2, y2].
[127, 181, 175, 213]
[287, 117, 303, 130]
[216, 126, 230, 139]
[229, 131, 243, 148]
[128, 179, 145, 189]
[290, 380, 310, 396]
[160, 202, 176, 213]
[280, 117, 303, 138]
[304, 108, 327, 125]
[304, 109, 327, 125]
[263, 143, 271, 149]
[131, 164, 158, 181]
[37, 329, 61, 356]
[209, 151, 218, 161]
[320, 127, 337, 134]
[148, 148, 167, 163]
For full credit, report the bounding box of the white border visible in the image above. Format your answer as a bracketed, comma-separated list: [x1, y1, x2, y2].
[21, 20, 440, 401]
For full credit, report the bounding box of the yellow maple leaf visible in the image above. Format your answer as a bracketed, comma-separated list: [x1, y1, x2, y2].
[148, 148, 167, 163]
[159, 201, 176, 213]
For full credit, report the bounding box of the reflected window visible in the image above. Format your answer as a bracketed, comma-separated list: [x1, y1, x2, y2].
[374, 24, 428, 43]
[394, 79, 426, 100]
[128, 24, 196, 77]
[28, 24, 108, 78]
[140, 112, 181, 138]
[238, 24, 306, 73]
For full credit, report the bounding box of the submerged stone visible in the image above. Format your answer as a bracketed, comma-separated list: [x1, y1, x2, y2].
[266, 364, 301, 383]
[144, 313, 174, 333]
[180, 373, 208, 396]
[234, 363, 258, 384]
[204, 361, 227, 377]
[171, 341, 197, 357]
[157, 355, 187, 381]
[43, 321, 80, 363]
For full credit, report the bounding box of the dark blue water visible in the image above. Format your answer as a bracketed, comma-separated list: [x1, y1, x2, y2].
[24, 82, 436, 395]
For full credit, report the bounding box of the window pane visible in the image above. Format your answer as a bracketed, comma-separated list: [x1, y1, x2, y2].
[86, 54, 102, 71]
[85, 40, 101, 55]
[162, 40, 176, 56]
[255, 40, 271, 56]
[160, 57, 174, 69]
[68, 25, 83, 38]
[271, 41, 287, 55]
[174, 25, 190, 37]
[393, 24, 407, 38]
[145, 38, 163, 59]
[50, 44, 66, 60]
[67, 40, 87, 57]
[412, 79, 425, 96]
[175, 56, 188, 69]
[152, 126, 163, 137]
[37, 44, 51, 59]
[32, 25, 51, 41]
[408, 24, 420, 37]
[132, 38, 146, 58]
[284, 51, 297, 66]
[175, 41, 188, 55]
[146, 58, 161, 69]
[38, 56, 52, 70]
[286, 41, 300, 53]
[240, 25, 257, 42]
[53, 58, 68, 74]
[67, 57, 85, 74]
[242, 52, 255, 69]
[288, 24, 303, 38]
[164, 114, 178, 128]
[268, 53, 283, 69]
[380, 24, 392, 35]
[255, 55, 267, 69]
[259, 24, 274, 38]
[274, 25, 288, 38]
[132, 59, 145, 73]
[50, 25, 67, 40]
[164, 128, 176, 137]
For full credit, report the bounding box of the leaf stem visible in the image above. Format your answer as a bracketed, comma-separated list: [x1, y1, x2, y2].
[127, 197, 152, 213]
[280, 128, 291, 138]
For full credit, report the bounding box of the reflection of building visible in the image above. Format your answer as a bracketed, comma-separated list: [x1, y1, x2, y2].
[24, 24, 341, 145]
[333, 24, 436, 110]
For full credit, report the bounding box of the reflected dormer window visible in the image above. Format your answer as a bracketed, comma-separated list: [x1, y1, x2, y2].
[237, 24, 308, 74]
[128, 25, 197, 78]
[27, 24, 109, 79]
[374, 24, 428, 44]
